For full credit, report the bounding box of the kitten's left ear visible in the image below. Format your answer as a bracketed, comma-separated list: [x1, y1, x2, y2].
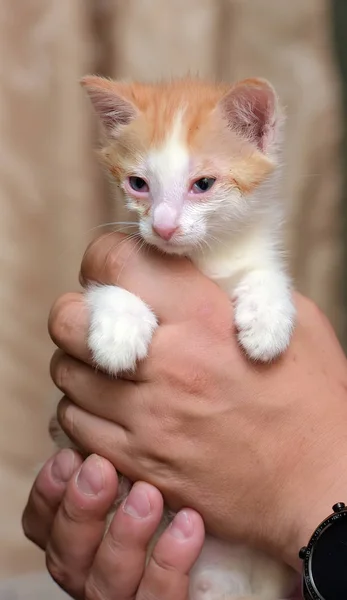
[219, 78, 279, 153]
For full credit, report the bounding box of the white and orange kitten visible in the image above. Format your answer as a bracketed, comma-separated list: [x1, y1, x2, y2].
[52, 76, 297, 599]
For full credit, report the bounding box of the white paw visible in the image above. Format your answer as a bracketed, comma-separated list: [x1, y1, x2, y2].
[233, 271, 295, 362]
[86, 284, 158, 374]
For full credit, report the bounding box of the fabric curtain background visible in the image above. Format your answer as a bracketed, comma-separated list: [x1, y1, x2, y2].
[0, 0, 343, 578]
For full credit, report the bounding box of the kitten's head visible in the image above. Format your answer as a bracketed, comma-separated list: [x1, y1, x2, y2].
[82, 76, 282, 255]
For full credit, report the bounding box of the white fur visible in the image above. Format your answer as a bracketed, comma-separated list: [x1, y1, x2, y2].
[133, 108, 295, 363]
[189, 536, 293, 599]
[147, 110, 191, 232]
[148, 110, 188, 191]
[233, 268, 294, 361]
[191, 230, 294, 362]
[53, 95, 298, 599]
[86, 284, 157, 374]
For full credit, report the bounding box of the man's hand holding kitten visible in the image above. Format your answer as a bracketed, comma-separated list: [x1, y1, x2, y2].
[48, 232, 347, 575]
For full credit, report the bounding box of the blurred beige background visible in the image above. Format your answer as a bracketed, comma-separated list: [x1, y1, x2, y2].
[0, 0, 344, 591]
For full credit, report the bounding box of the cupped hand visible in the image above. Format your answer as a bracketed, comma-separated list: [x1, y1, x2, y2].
[22, 449, 204, 600]
[49, 233, 347, 570]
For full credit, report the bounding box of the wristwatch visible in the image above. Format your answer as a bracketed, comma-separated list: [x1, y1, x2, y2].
[299, 502, 347, 599]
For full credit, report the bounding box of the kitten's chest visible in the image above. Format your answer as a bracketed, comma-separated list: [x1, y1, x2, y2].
[191, 250, 246, 294]
[190, 232, 272, 294]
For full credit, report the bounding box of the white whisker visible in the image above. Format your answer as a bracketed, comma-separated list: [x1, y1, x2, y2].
[88, 221, 138, 233]
[115, 236, 144, 284]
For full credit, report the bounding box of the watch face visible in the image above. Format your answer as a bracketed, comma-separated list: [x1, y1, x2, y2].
[309, 515, 347, 599]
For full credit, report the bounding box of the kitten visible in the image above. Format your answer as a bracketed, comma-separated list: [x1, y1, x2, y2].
[52, 76, 297, 599]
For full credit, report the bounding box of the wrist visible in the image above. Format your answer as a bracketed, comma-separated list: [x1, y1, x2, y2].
[279, 449, 347, 572]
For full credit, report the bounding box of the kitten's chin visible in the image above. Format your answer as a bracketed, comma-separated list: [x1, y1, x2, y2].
[145, 236, 195, 256]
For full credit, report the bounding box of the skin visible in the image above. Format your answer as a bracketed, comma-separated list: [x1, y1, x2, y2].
[23, 232, 347, 595]
[22, 450, 205, 600]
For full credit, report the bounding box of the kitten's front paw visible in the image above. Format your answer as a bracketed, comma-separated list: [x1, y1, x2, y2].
[233, 272, 295, 362]
[86, 284, 157, 374]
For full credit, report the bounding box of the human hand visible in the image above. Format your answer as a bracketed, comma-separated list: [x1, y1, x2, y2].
[22, 450, 204, 600]
[49, 232, 347, 571]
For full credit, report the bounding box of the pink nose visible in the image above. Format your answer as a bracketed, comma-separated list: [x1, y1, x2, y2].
[152, 224, 178, 241]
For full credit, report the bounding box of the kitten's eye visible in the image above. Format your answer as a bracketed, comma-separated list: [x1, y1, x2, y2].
[191, 177, 216, 193]
[128, 176, 149, 193]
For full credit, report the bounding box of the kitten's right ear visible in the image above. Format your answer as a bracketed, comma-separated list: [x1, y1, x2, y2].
[80, 76, 137, 135]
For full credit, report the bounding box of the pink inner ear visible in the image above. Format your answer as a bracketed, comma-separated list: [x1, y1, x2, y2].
[81, 78, 136, 133]
[220, 80, 277, 152]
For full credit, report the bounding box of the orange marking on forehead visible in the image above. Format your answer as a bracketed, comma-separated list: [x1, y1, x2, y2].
[94, 77, 276, 196]
[103, 78, 229, 148]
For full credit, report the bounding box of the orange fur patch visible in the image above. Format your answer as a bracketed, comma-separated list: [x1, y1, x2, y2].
[86, 77, 276, 193]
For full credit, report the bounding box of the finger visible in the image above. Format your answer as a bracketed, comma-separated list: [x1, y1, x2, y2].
[51, 353, 141, 426]
[49, 294, 160, 382]
[57, 400, 135, 480]
[85, 482, 164, 600]
[80, 232, 218, 322]
[49, 293, 91, 365]
[46, 455, 118, 599]
[22, 449, 82, 550]
[48, 276, 232, 384]
[137, 509, 205, 600]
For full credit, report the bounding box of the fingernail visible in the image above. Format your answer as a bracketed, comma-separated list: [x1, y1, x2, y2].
[170, 510, 194, 539]
[123, 484, 152, 519]
[51, 449, 75, 483]
[76, 454, 104, 496]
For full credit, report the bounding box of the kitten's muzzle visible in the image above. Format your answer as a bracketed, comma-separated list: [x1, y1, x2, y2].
[152, 224, 178, 241]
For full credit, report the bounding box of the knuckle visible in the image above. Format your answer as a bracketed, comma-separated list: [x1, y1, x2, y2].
[59, 494, 90, 525]
[191, 284, 232, 332]
[48, 294, 78, 346]
[30, 481, 49, 513]
[151, 551, 178, 576]
[21, 511, 33, 542]
[104, 525, 131, 557]
[198, 309, 233, 343]
[184, 364, 208, 396]
[46, 548, 74, 590]
[57, 398, 75, 437]
[21, 483, 51, 544]
[137, 454, 170, 484]
[50, 354, 71, 392]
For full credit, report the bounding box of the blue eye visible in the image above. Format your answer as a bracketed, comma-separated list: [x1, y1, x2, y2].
[128, 176, 149, 192]
[192, 177, 216, 193]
